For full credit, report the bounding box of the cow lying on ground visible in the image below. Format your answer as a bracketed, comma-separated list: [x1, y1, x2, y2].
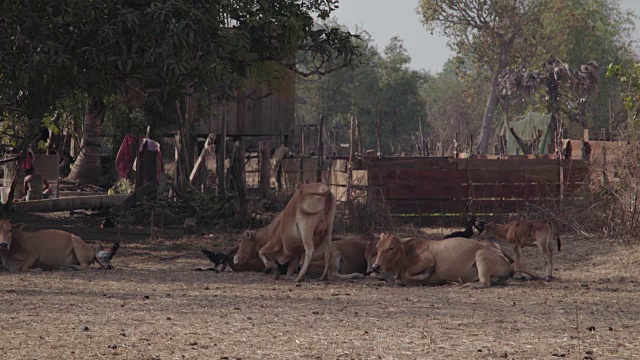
[0, 220, 97, 272]
[295, 233, 375, 280]
[235, 183, 336, 282]
[231, 212, 288, 273]
[480, 219, 561, 281]
[371, 234, 541, 288]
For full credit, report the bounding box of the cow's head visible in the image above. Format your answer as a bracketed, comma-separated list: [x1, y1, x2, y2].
[371, 233, 403, 274]
[0, 220, 23, 251]
[364, 233, 380, 276]
[233, 230, 257, 265]
[478, 221, 499, 239]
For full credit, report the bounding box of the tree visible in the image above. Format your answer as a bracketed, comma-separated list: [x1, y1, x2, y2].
[422, 59, 485, 156]
[418, 0, 553, 154]
[499, 57, 600, 154]
[546, 0, 636, 133]
[376, 37, 428, 153]
[296, 31, 428, 155]
[1, 0, 360, 184]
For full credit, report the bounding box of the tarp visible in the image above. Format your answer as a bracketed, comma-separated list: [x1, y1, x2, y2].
[504, 112, 552, 155]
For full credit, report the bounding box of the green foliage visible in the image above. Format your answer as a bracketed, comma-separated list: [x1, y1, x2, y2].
[421, 59, 486, 155]
[113, 178, 135, 194]
[297, 29, 427, 154]
[418, 0, 636, 152]
[0, 0, 360, 128]
[547, 0, 637, 132]
[607, 63, 640, 136]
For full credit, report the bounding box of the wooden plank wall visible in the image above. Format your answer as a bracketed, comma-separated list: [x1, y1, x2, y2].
[278, 157, 367, 200]
[366, 157, 589, 216]
[246, 156, 588, 219]
[194, 62, 295, 137]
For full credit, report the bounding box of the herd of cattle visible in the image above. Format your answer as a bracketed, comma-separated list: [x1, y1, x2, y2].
[0, 182, 562, 288]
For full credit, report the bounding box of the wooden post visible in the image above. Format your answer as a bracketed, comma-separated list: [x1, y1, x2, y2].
[316, 115, 324, 183]
[135, 135, 146, 192]
[347, 115, 355, 205]
[259, 140, 270, 197]
[602, 145, 609, 186]
[300, 116, 305, 157]
[355, 115, 363, 157]
[217, 109, 228, 196]
[418, 117, 425, 157]
[299, 117, 305, 186]
[376, 106, 382, 159]
[190, 134, 215, 185]
[230, 139, 247, 212]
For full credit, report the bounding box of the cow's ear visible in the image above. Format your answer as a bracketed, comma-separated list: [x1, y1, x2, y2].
[11, 223, 25, 230]
[244, 230, 255, 240]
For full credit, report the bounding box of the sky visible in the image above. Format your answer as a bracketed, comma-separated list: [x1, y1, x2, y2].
[333, 0, 640, 73]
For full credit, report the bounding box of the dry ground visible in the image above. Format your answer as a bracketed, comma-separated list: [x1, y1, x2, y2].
[1, 227, 640, 359]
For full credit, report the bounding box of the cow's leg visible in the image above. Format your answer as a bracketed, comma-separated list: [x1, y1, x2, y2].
[20, 256, 38, 272]
[406, 268, 435, 282]
[511, 244, 527, 280]
[286, 260, 298, 277]
[258, 244, 281, 280]
[71, 238, 91, 270]
[295, 227, 316, 283]
[513, 244, 522, 262]
[540, 242, 553, 281]
[461, 257, 491, 288]
[320, 205, 336, 281]
[331, 251, 365, 280]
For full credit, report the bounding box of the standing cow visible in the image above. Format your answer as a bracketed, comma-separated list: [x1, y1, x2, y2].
[236, 183, 336, 282]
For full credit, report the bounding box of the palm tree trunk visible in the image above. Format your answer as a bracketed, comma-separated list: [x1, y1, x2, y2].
[67, 95, 106, 184]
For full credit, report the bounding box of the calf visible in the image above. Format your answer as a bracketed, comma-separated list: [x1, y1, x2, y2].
[481, 219, 561, 281]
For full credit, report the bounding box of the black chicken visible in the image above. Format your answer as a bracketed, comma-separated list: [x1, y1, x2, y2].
[197, 249, 230, 272]
[444, 213, 477, 239]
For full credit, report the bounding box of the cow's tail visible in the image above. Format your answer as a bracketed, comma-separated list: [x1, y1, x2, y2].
[512, 260, 542, 280]
[488, 237, 543, 280]
[547, 219, 562, 252]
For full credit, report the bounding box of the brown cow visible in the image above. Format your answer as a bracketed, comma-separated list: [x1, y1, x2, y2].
[296, 233, 375, 280]
[237, 183, 337, 282]
[0, 220, 97, 271]
[230, 212, 284, 273]
[371, 234, 540, 288]
[481, 219, 561, 281]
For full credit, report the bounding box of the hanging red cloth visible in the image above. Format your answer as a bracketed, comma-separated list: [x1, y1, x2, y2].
[115, 134, 142, 178]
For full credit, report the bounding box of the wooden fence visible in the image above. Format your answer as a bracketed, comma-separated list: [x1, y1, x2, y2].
[366, 157, 589, 216]
[246, 155, 589, 220]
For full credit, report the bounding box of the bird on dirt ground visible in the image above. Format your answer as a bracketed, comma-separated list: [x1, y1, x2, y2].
[444, 213, 477, 239]
[198, 249, 230, 272]
[96, 242, 120, 270]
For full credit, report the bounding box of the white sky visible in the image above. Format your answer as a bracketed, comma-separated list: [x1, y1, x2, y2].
[333, 0, 640, 73]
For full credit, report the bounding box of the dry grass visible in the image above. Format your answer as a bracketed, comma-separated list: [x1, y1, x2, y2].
[1, 229, 640, 359]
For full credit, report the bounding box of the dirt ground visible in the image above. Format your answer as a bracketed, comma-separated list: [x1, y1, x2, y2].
[1, 222, 640, 360]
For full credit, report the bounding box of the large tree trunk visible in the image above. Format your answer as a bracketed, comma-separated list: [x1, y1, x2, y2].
[476, 71, 502, 154]
[67, 95, 106, 184]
